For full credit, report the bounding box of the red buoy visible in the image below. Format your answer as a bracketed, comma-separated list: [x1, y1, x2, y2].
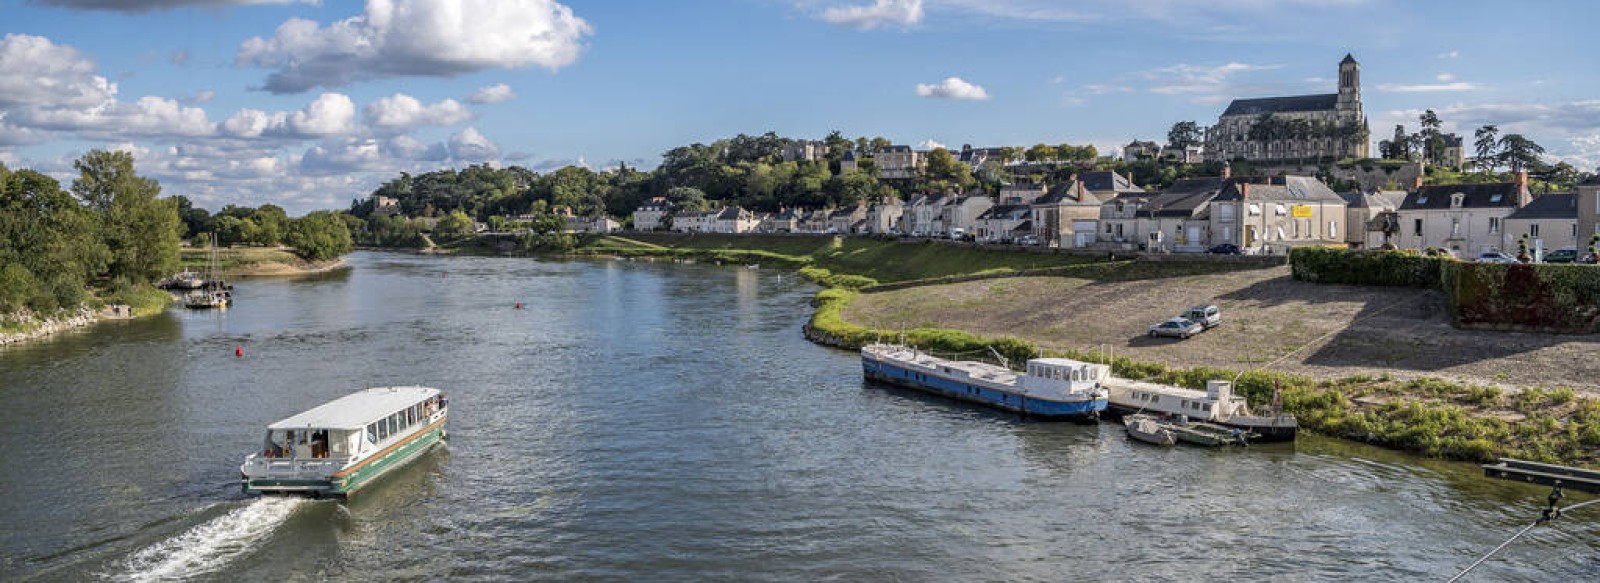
[515, 302, 522, 309]
[235, 346, 243, 358]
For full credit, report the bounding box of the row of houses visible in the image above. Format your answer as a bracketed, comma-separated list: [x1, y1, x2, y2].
[634, 170, 1600, 256]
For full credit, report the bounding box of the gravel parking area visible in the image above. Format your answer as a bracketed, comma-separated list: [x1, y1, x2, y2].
[842, 265, 1600, 392]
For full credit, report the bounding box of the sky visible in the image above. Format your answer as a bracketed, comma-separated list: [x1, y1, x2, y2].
[3, 0, 1598, 215]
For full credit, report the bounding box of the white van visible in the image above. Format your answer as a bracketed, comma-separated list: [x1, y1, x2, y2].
[1182, 305, 1221, 330]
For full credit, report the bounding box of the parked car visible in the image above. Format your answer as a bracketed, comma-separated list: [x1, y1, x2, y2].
[1476, 251, 1518, 264]
[1148, 317, 1203, 339]
[1206, 243, 1241, 255]
[1182, 305, 1222, 330]
[1017, 234, 1041, 246]
[1544, 248, 1579, 263]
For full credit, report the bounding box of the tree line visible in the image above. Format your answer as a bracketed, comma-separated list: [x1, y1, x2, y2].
[2, 150, 353, 314]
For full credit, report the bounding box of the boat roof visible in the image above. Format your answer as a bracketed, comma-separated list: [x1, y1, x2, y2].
[1027, 357, 1104, 368]
[268, 386, 440, 431]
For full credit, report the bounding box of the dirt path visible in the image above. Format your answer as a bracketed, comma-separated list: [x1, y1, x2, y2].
[842, 265, 1600, 392]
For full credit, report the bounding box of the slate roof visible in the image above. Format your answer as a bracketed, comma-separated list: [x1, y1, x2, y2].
[977, 205, 1032, 221]
[1078, 171, 1144, 194]
[1399, 182, 1526, 211]
[829, 206, 862, 219]
[716, 207, 748, 220]
[1505, 193, 1576, 220]
[1338, 190, 1407, 210]
[879, 145, 912, 153]
[1222, 94, 1339, 117]
[1038, 181, 1103, 206]
[1341, 53, 1358, 65]
[1214, 176, 1345, 203]
[1138, 177, 1228, 218]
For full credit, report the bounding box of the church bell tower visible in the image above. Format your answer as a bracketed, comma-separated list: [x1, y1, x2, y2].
[1337, 53, 1361, 113]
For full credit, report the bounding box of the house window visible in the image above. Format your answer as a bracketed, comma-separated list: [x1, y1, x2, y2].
[1489, 217, 1500, 234]
[1330, 221, 1338, 239]
[1275, 204, 1288, 216]
[1574, 224, 1579, 237]
[1218, 204, 1236, 221]
[1530, 223, 1540, 238]
[1248, 203, 1261, 216]
[1414, 218, 1424, 236]
[1451, 193, 1465, 208]
[1451, 218, 1460, 237]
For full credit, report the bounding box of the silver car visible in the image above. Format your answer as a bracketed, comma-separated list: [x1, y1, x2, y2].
[1148, 317, 1204, 339]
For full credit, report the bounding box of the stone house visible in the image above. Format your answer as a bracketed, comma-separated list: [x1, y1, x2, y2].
[782, 140, 829, 162]
[973, 205, 1032, 242]
[1122, 140, 1160, 160]
[828, 202, 868, 234]
[997, 182, 1048, 205]
[1503, 193, 1578, 254]
[761, 208, 801, 233]
[631, 197, 672, 231]
[905, 194, 947, 236]
[708, 207, 759, 234]
[670, 209, 709, 233]
[939, 194, 995, 236]
[1209, 176, 1348, 254]
[1138, 178, 1230, 252]
[865, 198, 904, 235]
[1337, 189, 1407, 249]
[1078, 171, 1145, 201]
[876, 145, 926, 180]
[798, 209, 833, 233]
[1577, 176, 1600, 249]
[1394, 173, 1532, 256]
[957, 145, 1010, 171]
[1032, 181, 1104, 248]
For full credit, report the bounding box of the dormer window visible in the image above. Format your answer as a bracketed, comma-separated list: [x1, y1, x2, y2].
[1451, 193, 1465, 208]
[1417, 196, 1429, 205]
[1490, 194, 1504, 203]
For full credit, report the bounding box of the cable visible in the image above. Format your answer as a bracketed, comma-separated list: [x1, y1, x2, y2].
[1445, 494, 1600, 582]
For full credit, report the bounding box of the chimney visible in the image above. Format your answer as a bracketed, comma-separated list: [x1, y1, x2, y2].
[1514, 171, 1530, 206]
[1239, 183, 1249, 199]
[1412, 175, 1424, 191]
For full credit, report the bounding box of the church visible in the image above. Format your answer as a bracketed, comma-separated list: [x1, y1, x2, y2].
[1205, 54, 1370, 163]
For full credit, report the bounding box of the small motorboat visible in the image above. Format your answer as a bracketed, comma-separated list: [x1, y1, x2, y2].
[1125, 414, 1176, 446]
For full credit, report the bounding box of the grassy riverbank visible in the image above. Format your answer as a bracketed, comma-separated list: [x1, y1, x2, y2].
[179, 247, 346, 277]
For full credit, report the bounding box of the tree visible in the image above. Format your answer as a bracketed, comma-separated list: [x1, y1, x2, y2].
[1497, 134, 1545, 173]
[1167, 121, 1204, 150]
[1473, 125, 1500, 172]
[284, 211, 353, 261]
[1024, 143, 1056, 162]
[1416, 110, 1445, 166]
[71, 150, 180, 285]
[433, 209, 475, 240]
[665, 186, 708, 211]
[252, 204, 288, 246]
[0, 164, 108, 311]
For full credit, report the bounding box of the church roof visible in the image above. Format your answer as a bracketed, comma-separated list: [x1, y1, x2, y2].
[1222, 94, 1339, 117]
[1341, 53, 1358, 65]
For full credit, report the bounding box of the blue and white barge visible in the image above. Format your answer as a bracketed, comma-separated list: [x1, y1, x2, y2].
[861, 343, 1109, 420]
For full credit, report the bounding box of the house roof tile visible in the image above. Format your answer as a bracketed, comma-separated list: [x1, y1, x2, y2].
[1399, 182, 1525, 210]
[1505, 193, 1576, 220]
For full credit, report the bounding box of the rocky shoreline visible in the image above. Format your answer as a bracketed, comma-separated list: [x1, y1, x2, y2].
[1, 307, 106, 346]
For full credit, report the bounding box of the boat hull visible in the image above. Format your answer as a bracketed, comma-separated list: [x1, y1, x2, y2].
[1106, 404, 1296, 443]
[243, 419, 446, 498]
[864, 357, 1106, 420]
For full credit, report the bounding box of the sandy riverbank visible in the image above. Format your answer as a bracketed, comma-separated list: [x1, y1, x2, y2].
[226, 257, 347, 277]
[841, 264, 1600, 392]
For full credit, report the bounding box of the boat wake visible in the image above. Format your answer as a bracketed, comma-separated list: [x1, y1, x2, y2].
[110, 497, 305, 582]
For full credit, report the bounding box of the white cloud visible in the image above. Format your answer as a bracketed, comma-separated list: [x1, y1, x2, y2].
[820, 0, 923, 29]
[1084, 84, 1131, 94]
[915, 138, 945, 150]
[220, 92, 356, 138]
[1376, 82, 1478, 93]
[237, 0, 594, 93]
[15, 95, 216, 138]
[448, 127, 501, 162]
[364, 93, 473, 132]
[36, 0, 318, 12]
[915, 77, 990, 100]
[1438, 50, 1459, 59]
[467, 83, 517, 104]
[1436, 73, 1456, 82]
[0, 34, 117, 109]
[1145, 62, 1276, 95]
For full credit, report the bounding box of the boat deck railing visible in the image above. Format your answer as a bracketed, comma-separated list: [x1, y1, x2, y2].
[246, 455, 347, 477]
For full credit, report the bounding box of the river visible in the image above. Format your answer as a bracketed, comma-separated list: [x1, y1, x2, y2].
[0, 251, 1594, 581]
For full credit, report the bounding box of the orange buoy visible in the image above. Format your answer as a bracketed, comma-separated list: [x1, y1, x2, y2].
[235, 346, 243, 358]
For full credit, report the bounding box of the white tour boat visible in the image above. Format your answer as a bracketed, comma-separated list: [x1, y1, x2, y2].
[240, 386, 448, 498]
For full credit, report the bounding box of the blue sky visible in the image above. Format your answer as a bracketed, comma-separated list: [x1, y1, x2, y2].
[3, 0, 1598, 214]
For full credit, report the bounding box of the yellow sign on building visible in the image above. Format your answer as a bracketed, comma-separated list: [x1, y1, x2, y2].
[1291, 205, 1314, 218]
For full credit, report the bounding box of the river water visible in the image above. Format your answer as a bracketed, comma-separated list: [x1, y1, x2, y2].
[0, 251, 1594, 581]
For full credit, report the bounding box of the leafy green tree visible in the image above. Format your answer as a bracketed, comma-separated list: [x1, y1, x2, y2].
[1497, 134, 1545, 173]
[252, 204, 288, 246]
[0, 165, 108, 311]
[665, 186, 709, 211]
[433, 209, 475, 240]
[1416, 110, 1446, 166]
[285, 211, 354, 261]
[71, 150, 179, 285]
[1024, 143, 1055, 162]
[1166, 121, 1203, 150]
[213, 215, 245, 246]
[1473, 125, 1500, 172]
